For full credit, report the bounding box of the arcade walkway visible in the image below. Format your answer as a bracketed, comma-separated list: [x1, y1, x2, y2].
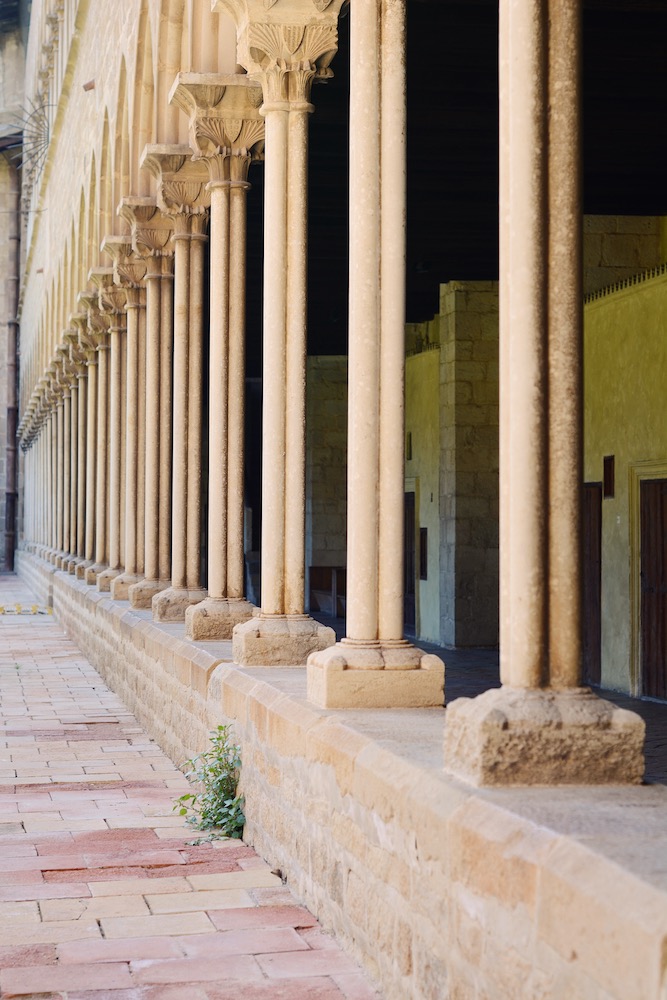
[0, 575, 380, 1000]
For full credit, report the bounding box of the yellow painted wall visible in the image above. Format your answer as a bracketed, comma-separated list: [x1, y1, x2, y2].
[584, 272, 667, 693]
[406, 349, 441, 642]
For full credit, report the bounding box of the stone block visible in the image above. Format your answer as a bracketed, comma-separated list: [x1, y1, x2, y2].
[232, 614, 335, 667]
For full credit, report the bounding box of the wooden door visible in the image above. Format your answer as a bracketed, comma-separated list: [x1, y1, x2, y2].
[641, 479, 667, 699]
[582, 482, 602, 685]
[404, 492, 416, 633]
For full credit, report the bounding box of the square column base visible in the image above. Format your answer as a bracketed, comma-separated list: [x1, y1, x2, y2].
[84, 563, 106, 586]
[128, 578, 169, 609]
[97, 567, 121, 592]
[185, 597, 256, 641]
[152, 587, 208, 622]
[307, 640, 445, 708]
[76, 560, 93, 581]
[443, 687, 645, 786]
[232, 614, 335, 666]
[111, 573, 143, 601]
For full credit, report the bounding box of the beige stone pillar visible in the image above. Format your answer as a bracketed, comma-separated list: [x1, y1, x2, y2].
[74, 350, 87, 567]
[141, 147, 210, 621]
[443, 0, 644, 785]
[102, 238, 148, 601]
[83, 287, 111, 586]
[170, 74, 263, 640]
[307, 0, 444, 707]
[118, 199, 175, 608]
[54, 378, 64, 561]
[76, 316, 98, 579]
[92, 269, 126, 592]
[65, 347, 79, 571]
[212, 3, 346, 664]
[159, 254, 174, 587]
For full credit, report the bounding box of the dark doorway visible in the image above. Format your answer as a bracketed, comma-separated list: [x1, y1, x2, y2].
[583, 482, 602, 686]
[404, 492, 416, 634]
[641, 479, 667, 700]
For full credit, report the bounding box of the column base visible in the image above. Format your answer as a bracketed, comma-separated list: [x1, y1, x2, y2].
[152, 586, 208, 622]
[443, 686, 645, 786]
[96, 567, 121, 592]
[111, 573, 143, 600]
[55, 554, 69, 570]
[84, 563, 106, 586]
[76, 560, 94, 581]
[66, 557, 81, 574]
[233, 614, 335, 667]
[128, 578, 169, 609]
[307, 639, 445, 708]
[185, 597, 256, 641]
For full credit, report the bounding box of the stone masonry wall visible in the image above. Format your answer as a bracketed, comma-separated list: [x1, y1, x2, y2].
[18, 550, 667, 1000]
[440, 281, 499, 648]
[584, 215, 664, 295]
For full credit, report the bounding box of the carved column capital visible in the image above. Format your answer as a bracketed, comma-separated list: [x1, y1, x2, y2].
[90, 266, 128, 327]
[169, 73, 265, 186]
[140, 145, 211, 222]
[119, 197, 175, 260]
[212, 1, 346, 106]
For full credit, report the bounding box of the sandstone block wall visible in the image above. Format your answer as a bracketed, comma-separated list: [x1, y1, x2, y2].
[584, 215, 664, 295]
[439, 281, 499, 648]
[19, 553, 667, 1000]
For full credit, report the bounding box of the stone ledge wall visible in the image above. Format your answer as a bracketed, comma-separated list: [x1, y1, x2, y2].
[17, 551, 667, 1000]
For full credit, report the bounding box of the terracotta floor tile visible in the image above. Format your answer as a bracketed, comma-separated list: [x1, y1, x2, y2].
[57, 935, 185, 965]
[130, 955, 263, 984]
[0, 961, 133, 995]
[257, 949, 363, 979]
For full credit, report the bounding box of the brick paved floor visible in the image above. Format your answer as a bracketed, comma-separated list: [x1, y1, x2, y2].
[0, 575, 380, 1000]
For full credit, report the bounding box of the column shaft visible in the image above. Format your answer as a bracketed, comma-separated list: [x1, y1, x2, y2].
[228, 179, 247, 599]
[207, 184, 230, 601]
[136, 301, 146, 576]
[107, 324, 123, 573]
[346, 0, 381, 642]
[56, 401, 64, 553]
[123, 303, 139, 576]
[143, 262, 161, 582]
[170, 222, 190, 591]
[84, 359, 97, 563]
[94, 346, 108, 567]
[62, 393, 71, 556]
[260, 107, 289, 616]
[76, 375, 86, 558]
[159, 259, 173, 583]
[69, 383, 78, 558]
[186, 224, 206, 590]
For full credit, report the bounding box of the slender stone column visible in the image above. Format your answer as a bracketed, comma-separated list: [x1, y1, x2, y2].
[141, 147, 210, 621]
[136, 297, 146, 578]
[102, 237, 149, 601]
[118, 199, 175, 608]
[83, 289, 111, 586]
[65, 350, 79, 570]
[77, 327, 98, 579]
[92, 269, 127, 592]
[308, 0, 444, 707]
[158, 254, 174, 587]
[75, 352, 87, 566]
[212, 5, 346, 664]
[55, 383, 64, 561]
[443, 0, 644, 785]
[170, 74, 263, 639]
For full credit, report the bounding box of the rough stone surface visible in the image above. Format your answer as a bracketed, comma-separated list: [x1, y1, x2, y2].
[307, 643, 445, 708]
[444, 686, 645, 785]
[232, 615, 335, 667]
[185, 597, 255, 641]
[152, 587, 208, 623]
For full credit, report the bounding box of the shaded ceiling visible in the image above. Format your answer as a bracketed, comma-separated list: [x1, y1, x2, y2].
[243, 0, 667, 373]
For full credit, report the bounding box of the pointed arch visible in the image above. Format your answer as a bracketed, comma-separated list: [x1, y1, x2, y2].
[99, 116, 112, 260]
[113, 58, 130, 233]
[156, 0, 187, 143]
[87, 150, 98, 275]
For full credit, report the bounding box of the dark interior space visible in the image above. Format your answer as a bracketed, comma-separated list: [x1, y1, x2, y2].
[242, 0, 667, 376]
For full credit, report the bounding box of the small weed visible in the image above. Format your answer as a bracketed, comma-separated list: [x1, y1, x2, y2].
[174, 724, 245, 840]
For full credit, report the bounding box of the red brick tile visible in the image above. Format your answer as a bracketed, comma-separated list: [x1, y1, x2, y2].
[0, 944, 57, 968]
[180, 927, 309, 957]
[0, 881, 90, 901]
[208, 905, 317, 932]
[298, 927, 340, 950]
[58, 936, 184, 964]
[257, 950, 362, 979]
[0, 962, 133, 994]
[131, 955, 263, 984]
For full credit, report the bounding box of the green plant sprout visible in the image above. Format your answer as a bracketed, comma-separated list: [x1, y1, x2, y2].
[174, 724, 245, 841]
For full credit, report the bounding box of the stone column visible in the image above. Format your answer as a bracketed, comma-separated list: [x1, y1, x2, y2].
[141, 146, 210, 621]
[118, 199, 175, 608]
[170, 74, 264, 640]
[82, 287, 111, 586]
[213, 1, 346, 664]
[308, 0, 444, 707]
[443, 0, 644, 785]
[92, 268, 127, 592]
[54, 375, 65, 562]
[63, 343, 80, 571]
[102, 238, 148, 600]
[75, 310, 98, 580]
[74, 347, 87, 569]
[159, 254, 174, 589]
